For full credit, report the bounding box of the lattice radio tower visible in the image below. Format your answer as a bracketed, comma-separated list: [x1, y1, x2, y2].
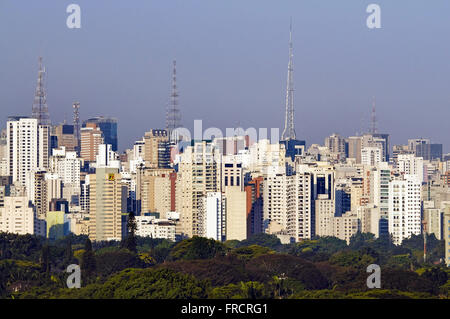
[32, 57, 50, 125]
[73, 102, 81, 153]
[281, 19, 296, 141]
[166, 60, 181, 142]
[370, 96, 378, 134]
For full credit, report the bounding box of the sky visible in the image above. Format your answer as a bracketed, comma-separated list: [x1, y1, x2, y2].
[0, 0, 449, 153]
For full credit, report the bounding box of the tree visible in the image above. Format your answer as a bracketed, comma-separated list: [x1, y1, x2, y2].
[63, 239, 74, 267]
[121, 211, 137, 253]
[81, 239, 96, 283]
[169, 236, 226, 261]
[236, 233, 283, 251]
[40, 244, 50, 278]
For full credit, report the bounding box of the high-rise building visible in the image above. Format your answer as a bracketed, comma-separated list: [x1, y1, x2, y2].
[176, 141, 221, 238]
[88, 167, 126, 241]
[83, 117, 118, 152]
[347, 136, 362, 163]
[362, 133, 390, 162]
[0, 196, 34, 235]
[224, 186, 247, 241]
[6, 117, 49, 186]
[361, 147, 382, 166]
[199, 192, 225, 241]
[50, 147, 81, 205]
[335, 183, 351, 217]
[136, 168, 175, 218]
[315, 194, 335, 237]
[325, 133, 346, 159]
[222, 156, 243, 190]
[423, 201, 442, 240]
[80, 123, 104, 162]
[245, 176, 264, 237]
[50, 147, 81, 186]
[143, 129, 170, 169]
[444, 204, 450, 266]
[397, 154, 424, 184]
[416, 143, 443, 161]
[363, 162, 391, 235]
[333, 211, 360, 244]
[53, 124, 77, 153]
[388, 176, 421, 245]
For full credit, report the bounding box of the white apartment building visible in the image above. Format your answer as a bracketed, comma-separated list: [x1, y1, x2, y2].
[388, 175, 422, 245]
[444, 205, 450, 266]
[200, 192, 224, 241]
[333, 211, 360, 244]
[6, 117, 49, 186]
[0, 196, 34, 235]
[264, 171, 312, 242]
[361, 147, 382, 167]
[315, 194, 335, 237]
[397, 154, 424, 184]
[224, 186, 247, 241]
[135, 216, 176, 241]
[50, 147, 81, 186]
[176, 141, 221, 238]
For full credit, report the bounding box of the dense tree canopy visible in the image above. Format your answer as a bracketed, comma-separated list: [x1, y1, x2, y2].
[0, 231, 448, 299]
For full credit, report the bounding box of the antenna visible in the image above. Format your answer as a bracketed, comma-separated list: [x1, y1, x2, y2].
[73, 102, 80, 154]
[166, 60, 181, 143]
[370, 96, 377, 134]
[281, 18, 296, 141]
[32, 57, 50, 125]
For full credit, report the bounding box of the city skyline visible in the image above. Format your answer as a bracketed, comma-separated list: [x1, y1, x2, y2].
[0, 1, 449, 152]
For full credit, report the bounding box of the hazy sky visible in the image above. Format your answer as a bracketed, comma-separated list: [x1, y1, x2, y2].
[0, 0, 449, 152]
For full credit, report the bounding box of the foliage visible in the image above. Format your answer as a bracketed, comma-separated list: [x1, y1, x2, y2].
[169, 236, 226, 261]
[1, 232, 448, 299]
[17, 268, 210, 299]
[235, 233, 283, 251]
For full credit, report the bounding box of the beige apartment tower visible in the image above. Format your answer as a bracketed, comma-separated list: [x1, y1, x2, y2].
[89, 167, 125, 241]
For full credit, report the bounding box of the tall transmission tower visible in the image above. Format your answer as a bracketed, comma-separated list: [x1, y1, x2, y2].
[73, 102, 81, 153]
[32, 57, 50, 125]
[281, 19, 296, 141]
[370, 96, 377, 134]
[166, 60, 181, 142]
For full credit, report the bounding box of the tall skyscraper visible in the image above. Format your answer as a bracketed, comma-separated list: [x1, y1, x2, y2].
[0, 196, 34, 235]
[31, 57, 50, 126]
[143, 129, 170, 169]
[80, 123, 104, 162]
[176, 141, 221, 238]
[224, 186, 247, 241]
[444, 205, 450, 266]
[388, 176, 421, 245]
[6, 117, 50, 186]
[53, 124, 77, 152]
[89, 167, 126, 241]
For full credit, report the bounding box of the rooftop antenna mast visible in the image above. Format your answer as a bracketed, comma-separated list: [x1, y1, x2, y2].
[73, 102, 81, 153]
[281, 18, 296, 141]
[166, 60, 181, 143]
[370, 96, 377, 134]
[32, 57, 50, 125]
